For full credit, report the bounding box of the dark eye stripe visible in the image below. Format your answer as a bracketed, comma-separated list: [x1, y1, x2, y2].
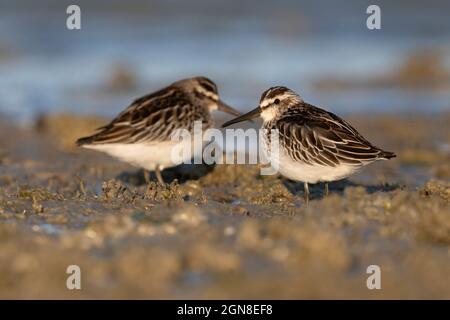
[200, 82, 216, 93]
[193, 89, 204, 99]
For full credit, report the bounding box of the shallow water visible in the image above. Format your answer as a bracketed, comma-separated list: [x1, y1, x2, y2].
[1, 0, 450, 122]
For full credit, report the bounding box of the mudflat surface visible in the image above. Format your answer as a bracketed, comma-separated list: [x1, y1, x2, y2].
[0, 113, 449, 299]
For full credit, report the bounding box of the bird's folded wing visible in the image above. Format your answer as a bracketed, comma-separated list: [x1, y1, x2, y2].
[277, 114, 384, 166]
[85, 88, 209, 144]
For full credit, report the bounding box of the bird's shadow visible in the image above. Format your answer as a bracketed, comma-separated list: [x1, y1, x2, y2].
[116, 163, 216, 186]
[281, 178, 399, 200]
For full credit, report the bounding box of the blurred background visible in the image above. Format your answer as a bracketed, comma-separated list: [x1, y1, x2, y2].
[0, 1, 449, 300]
[0, 0, 449, 123]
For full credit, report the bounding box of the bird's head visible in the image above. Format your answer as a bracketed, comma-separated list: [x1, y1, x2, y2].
[222, 86, 303, 127]
[176, 76, 241, 116]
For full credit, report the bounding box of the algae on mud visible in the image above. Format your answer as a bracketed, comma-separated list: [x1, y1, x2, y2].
[0, 114, 449, 299]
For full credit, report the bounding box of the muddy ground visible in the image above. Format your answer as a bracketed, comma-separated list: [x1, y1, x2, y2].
[0, 113, 449, 299]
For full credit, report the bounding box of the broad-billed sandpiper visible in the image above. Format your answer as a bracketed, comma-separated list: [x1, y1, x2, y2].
[222, 86, 395, 202]
[77, 76, 241, 184]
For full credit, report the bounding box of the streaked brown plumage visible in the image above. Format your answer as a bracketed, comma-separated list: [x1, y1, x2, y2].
[266, 100, 395, 167]
[77, 76, 241, 183]
[223, 86, 395, 203]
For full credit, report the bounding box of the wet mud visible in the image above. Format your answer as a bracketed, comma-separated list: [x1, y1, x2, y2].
[0, 113, 448, 299]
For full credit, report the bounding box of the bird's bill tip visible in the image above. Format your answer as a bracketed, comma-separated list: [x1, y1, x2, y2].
[217, 100, 242, 117]
[221, 107, 261, 128]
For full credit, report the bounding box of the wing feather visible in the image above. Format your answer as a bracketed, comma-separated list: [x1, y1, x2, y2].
[77, 87, 212, 146]
[274, 105, 392, 166]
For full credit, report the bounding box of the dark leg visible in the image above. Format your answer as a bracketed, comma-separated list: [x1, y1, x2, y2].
[324, 182, 329, 197]
[155, 164, 164, 184]
[304, 182, 309, 205]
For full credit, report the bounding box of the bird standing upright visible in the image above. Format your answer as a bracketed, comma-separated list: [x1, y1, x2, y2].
[222, 86, 395, 203]
[77, 76, 241, 184]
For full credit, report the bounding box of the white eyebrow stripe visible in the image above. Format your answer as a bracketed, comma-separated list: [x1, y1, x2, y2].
[260, 93, 289, 107]
[260, 101, 270, 108]
[195, 86, 219, 100]
[260, 91, 304, 108]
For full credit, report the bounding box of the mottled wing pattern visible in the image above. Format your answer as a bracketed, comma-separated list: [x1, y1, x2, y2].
[81, 87, 212, 145]
[271, 104, 394, 166]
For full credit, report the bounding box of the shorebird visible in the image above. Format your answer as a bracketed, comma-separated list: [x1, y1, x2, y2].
[76, 76, 241, 184]
[222, 86, 396, 203]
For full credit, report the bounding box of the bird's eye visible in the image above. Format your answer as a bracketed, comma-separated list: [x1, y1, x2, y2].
[274, 99, 280, 105]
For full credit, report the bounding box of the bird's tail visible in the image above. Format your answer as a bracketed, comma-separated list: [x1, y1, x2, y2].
[380, 150, 396, 159]
[76, 136, 94, 147]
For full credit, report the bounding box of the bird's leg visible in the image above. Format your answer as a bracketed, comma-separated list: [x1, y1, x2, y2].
[155, 164, 165, 185]
[304, 182, 309, 205]
[144, 170, 151, 184]
[324, 182, 329, 197]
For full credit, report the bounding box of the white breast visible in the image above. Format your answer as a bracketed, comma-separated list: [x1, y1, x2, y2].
[262, 135, 361, 183]
[276, 151, 360, 183]
[82, 139, 200, 171]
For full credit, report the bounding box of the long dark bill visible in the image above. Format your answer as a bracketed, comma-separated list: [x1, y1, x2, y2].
[221, 107, 261, 128]
[217, 100, 242, 117]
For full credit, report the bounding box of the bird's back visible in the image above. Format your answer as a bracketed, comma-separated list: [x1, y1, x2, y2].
[264, 102, 395, 167]
[76, 86, 212, 146]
